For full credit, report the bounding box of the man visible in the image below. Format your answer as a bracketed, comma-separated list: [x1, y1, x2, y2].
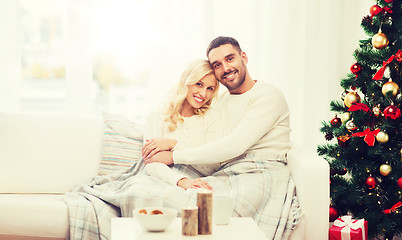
[144, 36, 291, 167]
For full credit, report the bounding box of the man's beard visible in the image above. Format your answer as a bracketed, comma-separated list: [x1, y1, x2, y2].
[223, 69, 246, 91]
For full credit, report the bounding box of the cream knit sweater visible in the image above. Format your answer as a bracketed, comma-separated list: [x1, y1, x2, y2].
[143, 107, 222, 186]
[173, 81, 291, 164]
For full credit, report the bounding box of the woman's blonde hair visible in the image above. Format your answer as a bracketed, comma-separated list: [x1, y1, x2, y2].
[163, 59, 219, 132]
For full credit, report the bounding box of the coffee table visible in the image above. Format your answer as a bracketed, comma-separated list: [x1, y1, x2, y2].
[111, 217, 267, 240]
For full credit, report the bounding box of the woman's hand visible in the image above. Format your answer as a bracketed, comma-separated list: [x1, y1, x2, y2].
[142, 138, 177, 158]
[177, 178, 213, 191]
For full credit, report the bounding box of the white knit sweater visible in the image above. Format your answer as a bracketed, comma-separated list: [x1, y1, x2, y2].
[173, 81, 291, 164]
[143, 107, 222, 186]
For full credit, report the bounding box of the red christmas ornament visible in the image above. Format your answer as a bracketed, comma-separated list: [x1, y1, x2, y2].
[329, 206, 339, 222]
[398, 177, 402, 189]
[331, 117, 342, 127]
[385, 0, 394, 3]
[366, 176, 377, 189]
[370, 5, 382, 16]
[350, 63, 362, 75]
[396, 50, 402, 62]
[384, 105, 401, 120]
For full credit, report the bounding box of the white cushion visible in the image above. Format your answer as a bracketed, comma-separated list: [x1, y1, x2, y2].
[0, 194, 68, 238]
[0, 112, 103, 193]
[98, 113, 143, 175]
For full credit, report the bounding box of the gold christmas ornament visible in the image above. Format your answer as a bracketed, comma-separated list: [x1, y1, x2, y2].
[382, 81, 399, 97]
[400, 148, 402, 161]
[340, 90, 349, 101]
[372, 32, 389, 50]
[380, 164, 392, 176]
[376, 131, 389, 143]
[340, 112, 351, 123]
[344, 92, 361, 108]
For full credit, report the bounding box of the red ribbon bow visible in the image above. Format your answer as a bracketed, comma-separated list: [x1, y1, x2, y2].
[373, 50, 402, 80]
[371, 6, 393, 18]
[383, 201, 402, 214]
[383, 6, 393, 14]
[352, 129, 381, 146]
[373, 55, 395, 80]
[348, 103, 372, 114]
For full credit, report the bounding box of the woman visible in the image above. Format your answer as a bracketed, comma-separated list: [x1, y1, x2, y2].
[65, 59, 223, 240]
[142, 59, 221, 191]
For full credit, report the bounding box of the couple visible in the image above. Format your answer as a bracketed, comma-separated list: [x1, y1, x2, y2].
[65, 36, 301, 240]
[143, 36, 292, 191]
[140, 36, 300, 237]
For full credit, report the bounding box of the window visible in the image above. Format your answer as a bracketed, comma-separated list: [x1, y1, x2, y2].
[20, 0, 67, 113]
[17, 0, 153, 122]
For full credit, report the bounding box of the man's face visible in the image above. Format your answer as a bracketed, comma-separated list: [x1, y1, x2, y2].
[208, 44, 247, 92]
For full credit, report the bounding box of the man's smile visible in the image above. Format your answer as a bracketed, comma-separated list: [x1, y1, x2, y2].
[223, 70, 237, 81]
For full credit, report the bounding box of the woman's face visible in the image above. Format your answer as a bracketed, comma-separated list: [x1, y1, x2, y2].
[184, 74, 217, 110]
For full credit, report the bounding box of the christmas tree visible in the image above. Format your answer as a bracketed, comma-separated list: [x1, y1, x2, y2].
[318, 0, 402, 239]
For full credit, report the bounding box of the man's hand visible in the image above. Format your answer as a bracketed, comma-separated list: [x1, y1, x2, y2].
[143, 151, 174, 165]
[142, 138, 177, 158]
[177, 178, 213, 191]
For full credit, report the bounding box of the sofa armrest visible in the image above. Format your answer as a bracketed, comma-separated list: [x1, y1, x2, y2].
[287, 144, 330, 240]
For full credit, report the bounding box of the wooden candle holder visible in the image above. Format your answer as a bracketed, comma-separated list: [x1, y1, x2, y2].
[197, 191, 212, 235]
[182, 207, 198, 236]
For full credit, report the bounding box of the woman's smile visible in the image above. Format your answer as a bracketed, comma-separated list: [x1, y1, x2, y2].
[193, 95, 204, 103]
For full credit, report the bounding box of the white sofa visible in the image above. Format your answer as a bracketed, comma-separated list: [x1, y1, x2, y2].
[0, 111, 329, 240]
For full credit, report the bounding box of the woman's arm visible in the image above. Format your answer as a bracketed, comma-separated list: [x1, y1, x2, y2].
[145, 162, 212, 190]
[144, 162, 187, 186]
[143, 110, 212, 190]
[143, 110, 177, 156]
[177, 177, 213, 190]
[142, 137, 177, 158]
[143, 111, 183, 186]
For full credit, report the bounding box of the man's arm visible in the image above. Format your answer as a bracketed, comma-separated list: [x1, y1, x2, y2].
[148, 84, 289, 165]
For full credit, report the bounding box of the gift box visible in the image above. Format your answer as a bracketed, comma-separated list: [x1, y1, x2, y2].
[329, 216, 368, 240]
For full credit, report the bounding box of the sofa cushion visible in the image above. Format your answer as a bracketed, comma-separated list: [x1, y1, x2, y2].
[98, 113, 143, 175]
[0, 112, 104, 193]
[0, 194, 68, 239]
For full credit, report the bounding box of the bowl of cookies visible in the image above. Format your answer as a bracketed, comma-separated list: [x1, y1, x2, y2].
[133, 207, 178, 232]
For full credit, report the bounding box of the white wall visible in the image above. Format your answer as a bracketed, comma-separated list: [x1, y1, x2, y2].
[0, 0, 373, 153]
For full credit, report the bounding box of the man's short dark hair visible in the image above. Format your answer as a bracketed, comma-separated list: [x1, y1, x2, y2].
[206, 36, 242, 56]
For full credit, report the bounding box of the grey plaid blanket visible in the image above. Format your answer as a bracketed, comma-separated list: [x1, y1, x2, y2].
[64, 154, 302, 240]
